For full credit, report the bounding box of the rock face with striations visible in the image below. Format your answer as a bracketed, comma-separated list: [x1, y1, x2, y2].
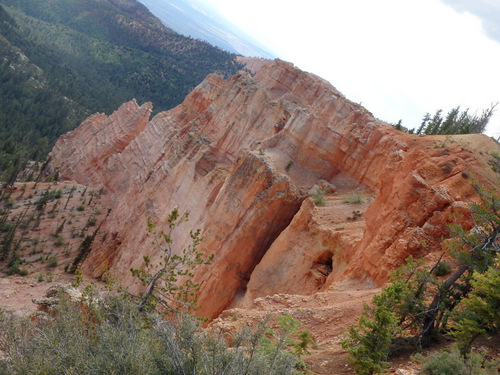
[47, 59, 499, 319]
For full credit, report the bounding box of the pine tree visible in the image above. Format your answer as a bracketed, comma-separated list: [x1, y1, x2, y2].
[451, 263, 500, 355]
[130, 209, 214, 315]
[343, 185, 500, 373]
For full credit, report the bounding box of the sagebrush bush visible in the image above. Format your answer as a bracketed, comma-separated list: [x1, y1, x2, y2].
[0, 290, 304, 375]
[311, 190, 325, 206]
[309, 185, 332, 207]
[343, 193, 364, 204]
[421, 345, 499, 375]
[421, 347, 468, 375]
[47, 256, 58, 267]
[433, 260, 452, 276]
[54, 236, 64, 246]
[6, 257, 21, 275]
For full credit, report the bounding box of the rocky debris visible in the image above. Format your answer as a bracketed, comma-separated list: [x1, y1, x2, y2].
[394, 369, 417, 375]
[32, 284, 82, 315]
[31, 296, 60, 310]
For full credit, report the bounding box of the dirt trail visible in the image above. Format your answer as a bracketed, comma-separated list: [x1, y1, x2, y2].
[0, 275, 75, 315]
[315, 188, 371, 228]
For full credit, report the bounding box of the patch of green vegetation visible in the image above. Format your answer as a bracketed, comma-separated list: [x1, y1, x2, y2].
[0, 290, 308, 374]
[347, 210, 362, 221]
[309, 187, 326, 207]
[47, 256, 58, 267]
[0, 211, 313, 374]
[416, 345, 499, 375]
[393, 105, 497, 135]
[342, 186, 500, 374]
[432, 260, 452, 276]
[54, 236, 64, 247]
[488, 160, 498, 173]
[86, 216, 97, 226]
[343, 192, 364, 204]
[6, 255, 26, 275]
[442, 161, 453, 174]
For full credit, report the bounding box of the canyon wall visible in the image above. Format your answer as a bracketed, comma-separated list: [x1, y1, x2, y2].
[47, 59, 500, 319]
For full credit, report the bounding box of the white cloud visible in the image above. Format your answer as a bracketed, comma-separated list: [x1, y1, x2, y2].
[440, 0, 500, 44]
[194, 0, 500, 137]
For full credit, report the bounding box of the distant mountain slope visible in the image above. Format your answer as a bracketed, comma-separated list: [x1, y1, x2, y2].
[137, 0, 275, 58]
[0, 0, 242, 178]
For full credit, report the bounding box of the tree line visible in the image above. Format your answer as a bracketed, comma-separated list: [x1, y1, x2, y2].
[393, 104, 497, 137]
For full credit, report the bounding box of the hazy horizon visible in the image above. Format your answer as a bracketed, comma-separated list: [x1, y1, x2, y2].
[172, 0, 500, 137]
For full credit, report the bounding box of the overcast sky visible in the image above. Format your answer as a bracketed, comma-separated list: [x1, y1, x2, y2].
[192, 0, 500, 138]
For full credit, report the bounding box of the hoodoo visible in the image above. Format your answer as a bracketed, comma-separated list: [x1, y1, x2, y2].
[47, 59, 500, 321]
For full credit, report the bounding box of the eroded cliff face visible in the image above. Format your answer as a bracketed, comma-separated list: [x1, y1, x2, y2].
[47, 59, 500, 320]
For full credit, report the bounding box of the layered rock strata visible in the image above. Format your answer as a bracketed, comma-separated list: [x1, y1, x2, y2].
[47, 59, 500, 319]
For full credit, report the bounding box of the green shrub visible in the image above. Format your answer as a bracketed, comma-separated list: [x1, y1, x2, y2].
[0, 221, 14, 233]
[54, 189, 62, 199]
[131, 210, 214, 314]
[76, 205, 85, 211]
[451, 266, 500, 355]
[309, 185, 333, 207]
[4, 199, 14, 209]
[488, 160, 498, 173]
[342, 186, 500, 374]
[7, 259, 21, 275]
[0, 292, 304, 375]
[422, 347, 468, 375]
[347, 210, 362, 221]
[433, 260, 452, 276]
[442, 161, 453, 174]
[311, 189, 326, 206]
[54, 236, 64, 247]
[47, 256, 58, 267]
[343, 193, 364, 204]
[19, 268, 28, 276]
[421, 345, 499, 375]
[87, 216, 97, 226]
[342, 301, 399, 374]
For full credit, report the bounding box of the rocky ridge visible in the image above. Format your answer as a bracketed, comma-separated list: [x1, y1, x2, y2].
[47, 59, 500, 334]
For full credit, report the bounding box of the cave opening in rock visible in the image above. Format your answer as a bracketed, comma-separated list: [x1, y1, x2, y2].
[311, 251, 334, 289]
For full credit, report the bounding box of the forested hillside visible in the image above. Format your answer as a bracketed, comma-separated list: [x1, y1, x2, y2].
[0, 0, 243, 180]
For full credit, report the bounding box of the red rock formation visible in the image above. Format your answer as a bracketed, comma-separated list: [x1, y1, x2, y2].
[47, 59, 500, 320]
[49, 100, 152, 188]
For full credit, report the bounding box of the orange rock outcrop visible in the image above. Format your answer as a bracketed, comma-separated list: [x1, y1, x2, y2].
[47, 59, 500, 320]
